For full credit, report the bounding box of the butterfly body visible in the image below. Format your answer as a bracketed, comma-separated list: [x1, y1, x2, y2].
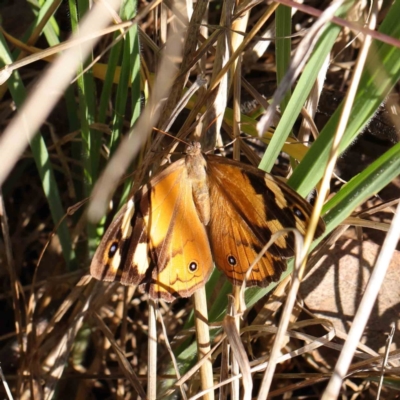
[91, 142, 325, 301]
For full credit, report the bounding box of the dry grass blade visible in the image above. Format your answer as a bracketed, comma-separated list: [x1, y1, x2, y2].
[158, 0, 210, 129]
[147, 301, 157, 399]
[193, 288, 214, 400]
[189, 319, 336, 398]
[0, 364, 13, 400]
[157, 305, 188, 399]
[202, 0, 233, 151]
[223, 315, 252, 400]
[92, 312, 147, 398]
[277, 0, 400, 47]
[41, 292, 93, 399]
[159, 335, 226, 399]
[256, 228, 304, 399]
[219, 331, 230, 400]
[209, 2, 279, 93]
[33, 276, 93, 346]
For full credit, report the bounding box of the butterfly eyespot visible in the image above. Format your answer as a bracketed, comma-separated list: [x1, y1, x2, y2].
[188, 261, 198, 272]
[293, 206, 306, 221]
[108, 241, 119, 258]
[227, 255, 237, 266]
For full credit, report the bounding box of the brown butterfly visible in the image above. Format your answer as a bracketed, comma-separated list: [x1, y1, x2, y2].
[90, 142, 325, 301]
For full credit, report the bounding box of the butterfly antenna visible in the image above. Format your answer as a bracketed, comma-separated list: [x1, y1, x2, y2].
[152, 127, 188, 145]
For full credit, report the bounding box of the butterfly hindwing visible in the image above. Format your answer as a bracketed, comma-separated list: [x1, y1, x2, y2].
[206, 154, 325, 287]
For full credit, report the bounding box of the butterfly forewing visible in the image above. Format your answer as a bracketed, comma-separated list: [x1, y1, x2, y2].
[139, 161, 213, 301]
[91, 159, 214, 301]
[90, 199, 150, 285]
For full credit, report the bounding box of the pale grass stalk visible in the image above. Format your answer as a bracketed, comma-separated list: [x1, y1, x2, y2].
[193, 288, 214, 400]
[159, 335, 226, 399]
[343, 217, 390, 232]
[256, 229, 304, 400]
[232, 50, 242, 161]
[147, 301, 158, 400]
[376, 322, 395, 399]
[0, 364, 13, 400]
[230, 25, 244, 395]
[231, 288, 240, 400]
[229, 1, 249, 91]
[209, 2, 279, 93]
[230, 286, 253, 400]
[276, 0, 398, 47]
[323, 206, 400, 398]
[202, 0, 232, 151]
[224, 316, 252, 400]
[42, 298, 91, 399]
[157, 306, 187, 400]
[219, 333, 230, 400]
[157, 0, 208, 130]
[298, 54, 330, 142]
[160, 3, 168, 46]
[88, 0, 186, 222]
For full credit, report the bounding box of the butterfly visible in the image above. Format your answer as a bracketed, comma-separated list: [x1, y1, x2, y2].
[90, 142, 325, 301]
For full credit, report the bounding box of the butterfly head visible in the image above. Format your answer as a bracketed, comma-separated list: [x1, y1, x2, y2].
[185, 141, 202, 157]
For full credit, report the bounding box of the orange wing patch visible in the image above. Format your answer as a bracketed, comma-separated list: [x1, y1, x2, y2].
[206, 154, 325, 287]
[137, 161, 213, 301]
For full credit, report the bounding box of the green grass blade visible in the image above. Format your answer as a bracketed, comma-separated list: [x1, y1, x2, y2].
[323, 143, 400, 231]
[288, 0, 400, 196]
[0, 34, 75, 267]
[259, 2, 353, 173]
[275, 4, 292, 111]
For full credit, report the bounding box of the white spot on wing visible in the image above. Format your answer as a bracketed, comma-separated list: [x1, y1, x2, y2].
[133, 242, 149, 274]
[121, 199, 135, 239]
[109, 250, 122, 273]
